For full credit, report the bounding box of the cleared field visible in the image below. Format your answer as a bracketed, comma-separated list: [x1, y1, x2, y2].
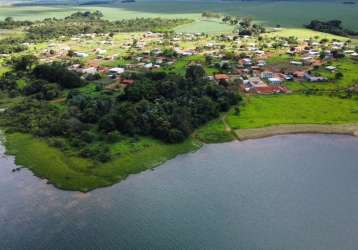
[175, 19, 233, 34]
[228, 95, 358, 129]
[0, 0, 357, 33]
[264, 28, 350, 41]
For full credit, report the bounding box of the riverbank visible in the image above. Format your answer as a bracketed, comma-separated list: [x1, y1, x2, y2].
[235, 124, 358, 140]
[3, 122, 358, 192]
[2, 132, 201, 192]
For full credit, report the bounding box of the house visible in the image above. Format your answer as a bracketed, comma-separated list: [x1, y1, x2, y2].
[268, 77, 283, 85]
[220, 60, 230, 68]
[74, 52, 88, 58]
[94, 48, 107, 55]
[242, 58, 252, 66]
[304, 72, 327, 82]
[308, 50, 320, 56]
[293, 70, 305, 78]
[144, 63, 153, 69]
[121, 79, 135, 85]
[214, 74, 230, 82]
[257, 60, 266, 67]
[108, 67, 125, 75]
[261, 71, 274, 79]
[81, 67, 98, 75]
[325, 65, 336, 71]
[290, 61, 303, 66]
[249, 77, 267, 87]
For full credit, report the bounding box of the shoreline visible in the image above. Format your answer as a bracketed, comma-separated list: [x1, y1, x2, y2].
[235, 124, 358, 141]
[0, 131, 201, 192]
[2, 124, 358, 192]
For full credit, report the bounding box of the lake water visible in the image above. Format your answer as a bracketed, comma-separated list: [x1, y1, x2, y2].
[1, 134, 358, 250]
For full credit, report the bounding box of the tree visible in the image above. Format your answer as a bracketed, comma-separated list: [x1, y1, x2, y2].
[335, 72, 343, 79]
[33, 63, 83, 88]
[10, 55, 38, 71]
[4, 17, 14, 23]
[185, 64, 206, 83]
[240, 17, 252, 29]
[222, 16, 232, 24]
[319, 50, 326, 60]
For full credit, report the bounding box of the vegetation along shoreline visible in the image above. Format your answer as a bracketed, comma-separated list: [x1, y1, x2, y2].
[0, 7, 358, 192]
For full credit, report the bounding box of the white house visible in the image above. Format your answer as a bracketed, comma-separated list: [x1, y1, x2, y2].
[268, 77, 283, 85]
[81, 67, 98, 75]
[261, 71, 274, 79]
[325, 65, 336, 71]
[74, 52, 88, 58]
[290, 61, 303, 66]
[108, 67, 125, 75]
[144, 63, 153, 69]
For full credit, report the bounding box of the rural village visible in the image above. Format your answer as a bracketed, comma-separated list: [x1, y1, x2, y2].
[28, 29, 358, 96]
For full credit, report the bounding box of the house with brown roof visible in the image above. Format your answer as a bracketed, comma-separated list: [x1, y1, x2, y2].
[214, 74, 230, 82]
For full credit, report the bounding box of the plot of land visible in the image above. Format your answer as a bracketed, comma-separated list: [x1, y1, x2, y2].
[228, 95, 358, 129]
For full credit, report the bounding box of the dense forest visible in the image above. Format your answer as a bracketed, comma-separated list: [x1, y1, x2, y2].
[305, 20, 358, 37]
[0, 56, 240, 162]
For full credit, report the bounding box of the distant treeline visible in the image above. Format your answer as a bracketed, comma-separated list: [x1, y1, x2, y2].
[305, 20, 358, 37]
[0, 11, 192, 41]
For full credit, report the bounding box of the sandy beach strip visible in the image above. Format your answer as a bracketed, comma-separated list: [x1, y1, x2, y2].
[235, 124, 358, 140]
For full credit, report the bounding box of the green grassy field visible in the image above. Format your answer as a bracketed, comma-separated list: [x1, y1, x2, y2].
[264, 28, 351, 41]
[195, 118, 235, 143]
[227, 95, 358, 129]
[175, 19, 233, 34]
[164, 54, 217, 76]
[1, 0, 358, 33]
[4, 132, 200, 191]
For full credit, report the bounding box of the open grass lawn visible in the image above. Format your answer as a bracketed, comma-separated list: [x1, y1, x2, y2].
[165, 54, 217, 76]
[227, 94, 358, 129]
[4, 132, 200, 191]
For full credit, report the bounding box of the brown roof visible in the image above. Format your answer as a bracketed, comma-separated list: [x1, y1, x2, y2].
[214, 74, 230, 81]
[121, 79, 135, 85]
[293, 71, 305, 77]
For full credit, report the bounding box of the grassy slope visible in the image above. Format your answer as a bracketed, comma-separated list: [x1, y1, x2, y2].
[4, 132, 200, 191]
[228, 95, 358, 129]
[195, 118, 234, 144]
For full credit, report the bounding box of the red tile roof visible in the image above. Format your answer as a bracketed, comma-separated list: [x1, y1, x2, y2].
[121, 79, 135, 85]
[214, 74, 230, 81]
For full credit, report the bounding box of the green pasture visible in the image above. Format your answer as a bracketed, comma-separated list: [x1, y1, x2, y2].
[265, 28, 350, 41]
[228, 94, 358, 129]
